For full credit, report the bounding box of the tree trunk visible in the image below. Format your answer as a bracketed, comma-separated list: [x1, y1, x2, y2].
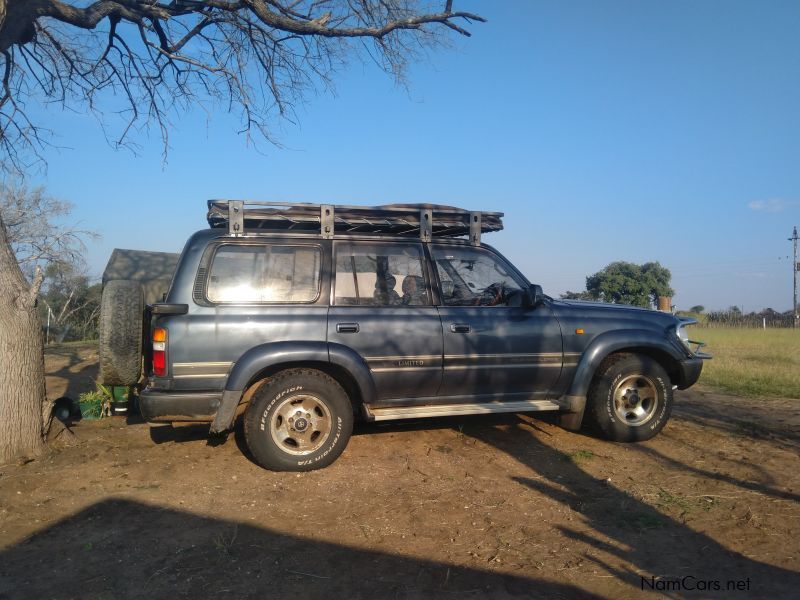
[0, 211, 48, 463]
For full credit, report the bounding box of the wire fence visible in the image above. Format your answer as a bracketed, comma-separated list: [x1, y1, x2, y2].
[693, 314, 798, 329]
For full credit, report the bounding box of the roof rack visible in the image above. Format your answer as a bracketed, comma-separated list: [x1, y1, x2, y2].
[206, 200, 503, 246]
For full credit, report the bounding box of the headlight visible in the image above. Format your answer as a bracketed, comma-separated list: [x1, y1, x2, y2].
[676, 325, 690, 349]
[674, 318, 696, 351]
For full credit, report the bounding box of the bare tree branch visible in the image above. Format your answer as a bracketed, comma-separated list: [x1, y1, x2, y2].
[0, 180, 98, 274]
[0, 0, 486, 172]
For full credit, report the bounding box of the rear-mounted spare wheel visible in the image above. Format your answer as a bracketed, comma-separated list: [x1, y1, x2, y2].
[99, 279, 144, 386]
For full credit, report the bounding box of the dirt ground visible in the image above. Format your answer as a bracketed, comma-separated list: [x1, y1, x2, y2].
[0, 343, 798, 599]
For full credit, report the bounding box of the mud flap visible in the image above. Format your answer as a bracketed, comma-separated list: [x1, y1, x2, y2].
[558, 395, 586, 431]
[209, 390, 243, 434]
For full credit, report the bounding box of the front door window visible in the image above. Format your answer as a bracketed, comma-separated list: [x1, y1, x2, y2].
[432, 246, 525, 307]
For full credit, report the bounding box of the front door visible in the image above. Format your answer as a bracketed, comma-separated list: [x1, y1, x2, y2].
[328, 241, 443, 402]
[431, 244, 563, 400]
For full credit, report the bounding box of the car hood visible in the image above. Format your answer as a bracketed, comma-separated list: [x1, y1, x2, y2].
[552, 299, 679, 325]
[557, 299, 654, 313]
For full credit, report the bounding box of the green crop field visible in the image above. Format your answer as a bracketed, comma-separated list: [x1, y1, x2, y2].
[692, 327, 800, 398]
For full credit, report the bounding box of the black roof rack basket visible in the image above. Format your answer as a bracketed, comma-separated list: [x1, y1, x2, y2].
[207, 200, 503, 245]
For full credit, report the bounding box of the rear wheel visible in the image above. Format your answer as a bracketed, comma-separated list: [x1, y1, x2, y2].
[243, 369, 353, 471]
[585, 354, 672, 442]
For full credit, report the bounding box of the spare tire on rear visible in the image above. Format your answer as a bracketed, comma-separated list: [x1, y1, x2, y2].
[99, 280, 144, 386]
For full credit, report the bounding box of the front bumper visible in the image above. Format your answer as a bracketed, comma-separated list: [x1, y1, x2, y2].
[139, 389, 221, 422]
[674, 357, 704, 390]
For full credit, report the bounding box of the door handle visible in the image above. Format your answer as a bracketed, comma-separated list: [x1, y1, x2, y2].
[337, 322, 360, 334]
[450, 323, 471, 334]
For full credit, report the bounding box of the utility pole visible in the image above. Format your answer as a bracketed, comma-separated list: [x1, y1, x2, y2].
[791, 226, 798, 328]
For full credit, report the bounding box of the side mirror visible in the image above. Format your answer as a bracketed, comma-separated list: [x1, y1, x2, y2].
[526, 284, 544, 308]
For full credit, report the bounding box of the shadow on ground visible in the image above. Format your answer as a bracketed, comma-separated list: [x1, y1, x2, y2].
[45, 345, 99, 402]
[466, 419, 800, 597]
[0, 498, 596, 600]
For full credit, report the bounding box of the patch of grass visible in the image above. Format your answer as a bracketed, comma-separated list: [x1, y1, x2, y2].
[694, 328, 800, 398]
[656, 488, 690, 511]
[212, 526, 238, 555]
[566, 449, 595, 463]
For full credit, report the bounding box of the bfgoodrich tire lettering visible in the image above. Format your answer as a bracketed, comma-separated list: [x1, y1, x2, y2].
[586, 354, 673, 442]
[243, 369, 353, 472]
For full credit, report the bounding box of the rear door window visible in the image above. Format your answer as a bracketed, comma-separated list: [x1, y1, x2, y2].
[207, 244, 321, 303]
[334, 242, 430, 306]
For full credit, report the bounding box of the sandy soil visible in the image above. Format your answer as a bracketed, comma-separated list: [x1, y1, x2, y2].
[0, 343, 798, 598]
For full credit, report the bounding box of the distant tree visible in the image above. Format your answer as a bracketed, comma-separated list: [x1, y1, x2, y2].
[560, 290, 593, 301]
[689, 305, 705, 314]
[585, 261, 674, 308]
[39, 263, 102, 343]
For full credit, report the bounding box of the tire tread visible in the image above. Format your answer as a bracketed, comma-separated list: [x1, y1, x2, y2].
[99, 280, 144, 386]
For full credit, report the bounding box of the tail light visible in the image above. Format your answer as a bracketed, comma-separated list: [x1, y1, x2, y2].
[152, 327, 167, 377]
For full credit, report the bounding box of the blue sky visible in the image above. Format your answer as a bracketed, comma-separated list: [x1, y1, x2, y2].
[25, 0, 800, 312]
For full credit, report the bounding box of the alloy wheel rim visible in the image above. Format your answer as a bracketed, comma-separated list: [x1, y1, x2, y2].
[270, 394, 332, 455]
[612, 375, 658, 426]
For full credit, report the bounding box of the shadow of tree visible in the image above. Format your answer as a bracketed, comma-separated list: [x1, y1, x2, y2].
[46, 345, 99, 401]
[466, 420, 800, 597]
[672, 400, 800, 452]
[0, 498, 598, 599]
[628, 437, 800, 504]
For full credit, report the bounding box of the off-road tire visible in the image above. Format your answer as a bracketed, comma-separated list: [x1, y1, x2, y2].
[585, 354, 672, 442]
[244, 369, 353, 472]
[99, 280, 144, 386]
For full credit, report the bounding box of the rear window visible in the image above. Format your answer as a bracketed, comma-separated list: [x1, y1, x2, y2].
[206, 244, 321, 303]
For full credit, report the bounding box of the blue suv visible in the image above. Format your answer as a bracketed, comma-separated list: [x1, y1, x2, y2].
[99, 201, 709, 471]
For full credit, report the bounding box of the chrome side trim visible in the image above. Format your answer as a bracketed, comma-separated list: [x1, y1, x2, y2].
[173, 361, 233, 379]
[368, 399, 561, 421]
[366, 355, 442, 361]
[364, 352, 583, 372]
[444, 363, 562, 370]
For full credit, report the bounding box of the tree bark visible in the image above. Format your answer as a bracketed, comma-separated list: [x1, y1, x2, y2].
[0, 210, 48, 463]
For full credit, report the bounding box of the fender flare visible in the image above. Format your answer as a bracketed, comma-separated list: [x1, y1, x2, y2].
[209, 341, 376, 434]
[328, 342, 378, 406]
[566, 329, 684, 399]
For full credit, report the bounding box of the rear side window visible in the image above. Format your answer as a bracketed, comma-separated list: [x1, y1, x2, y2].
[334, 242, 430, 306]
[207, 244, 321, 303]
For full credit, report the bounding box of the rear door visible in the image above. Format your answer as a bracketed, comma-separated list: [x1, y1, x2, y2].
[328, 241, 443, 402]
[167, 240, 328, 391]
[431, 243, 563, 400]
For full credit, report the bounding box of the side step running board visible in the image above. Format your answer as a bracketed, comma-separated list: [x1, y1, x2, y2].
[366, 399, 561, 421]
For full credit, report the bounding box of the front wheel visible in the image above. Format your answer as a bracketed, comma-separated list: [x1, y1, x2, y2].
[585, 354, 673, 442]
[243, 369, 353, 471]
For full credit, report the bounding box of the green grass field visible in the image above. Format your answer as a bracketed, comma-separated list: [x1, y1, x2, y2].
[692, 327, 800, 398]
